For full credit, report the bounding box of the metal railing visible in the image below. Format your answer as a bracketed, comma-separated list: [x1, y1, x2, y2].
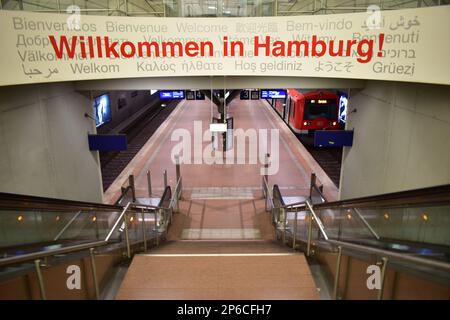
[261, 175, 450, 299]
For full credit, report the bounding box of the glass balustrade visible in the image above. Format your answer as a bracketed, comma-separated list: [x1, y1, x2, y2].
[286, 203, 450, 262]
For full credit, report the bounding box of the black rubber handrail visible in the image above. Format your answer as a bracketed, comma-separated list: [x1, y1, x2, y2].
[0, 240, 107, 267]
[114, 185, 133, 206]
[0, 192, 123, 212]
[313, 184, 450, 210]
[158, 186, 172, 208]
[272, 184, 285, 207]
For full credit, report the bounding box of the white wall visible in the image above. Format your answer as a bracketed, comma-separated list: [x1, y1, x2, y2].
[340, 80, 450, 199]
[0, 82, 104, 203]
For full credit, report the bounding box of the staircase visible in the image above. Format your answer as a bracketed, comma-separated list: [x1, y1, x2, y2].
[115, 196, 321, 300]
[116, 239, 319, 300]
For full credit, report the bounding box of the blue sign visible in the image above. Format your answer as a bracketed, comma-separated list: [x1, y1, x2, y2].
[260, 89, 287, 99]
[88, 134, 127, 151]
[314, 130, 354, 147]
[159, 90, 185, 100]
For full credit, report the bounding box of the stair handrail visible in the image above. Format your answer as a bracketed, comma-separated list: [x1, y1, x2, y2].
[305, 200, 329, 241]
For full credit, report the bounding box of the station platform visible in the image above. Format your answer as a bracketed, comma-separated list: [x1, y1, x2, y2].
[101, 97, 338, 299]
[104, 96, 338, 213]
[104, 97, 338, 236]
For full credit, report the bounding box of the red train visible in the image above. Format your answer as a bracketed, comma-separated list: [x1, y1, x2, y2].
[270, 89, 340, 133]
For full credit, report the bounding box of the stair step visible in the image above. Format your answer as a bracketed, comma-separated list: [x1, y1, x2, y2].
[116, 250, 319, 300]
[150, 239, 292, 254]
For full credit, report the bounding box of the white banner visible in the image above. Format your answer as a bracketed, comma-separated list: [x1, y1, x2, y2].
[0, 6, 449, 86]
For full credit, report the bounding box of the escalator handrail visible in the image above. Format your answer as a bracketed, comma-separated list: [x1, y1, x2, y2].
[0, 192, 123, 212]
[272, 186, 450, 275]
[0, 192, 165, 214]
[0, 240, 106, 267]
[0, 203, 133, 268]
[303, 203, 450, 273]
[0, 201, 169, 268]
[327, 239, 450, 273]
[158, 186, 172, 208]
[311, 184, 327, 203]
[313, 184, 450, 210]
[114, 185, 133, 206]
[0, 174, 181, 268]
[272, 184, 286, 207]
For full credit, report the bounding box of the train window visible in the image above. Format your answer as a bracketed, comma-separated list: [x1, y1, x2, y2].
[290, 98, 295, 118]
[304, 99, 338, 120]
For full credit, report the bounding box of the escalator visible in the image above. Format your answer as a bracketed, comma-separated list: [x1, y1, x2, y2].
[0, 185, 178, 300]
[307, 184, 450, 263]
[262, 177, 450, 299]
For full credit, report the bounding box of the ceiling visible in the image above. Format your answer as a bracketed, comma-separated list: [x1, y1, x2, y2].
[1, 0, 448, 17]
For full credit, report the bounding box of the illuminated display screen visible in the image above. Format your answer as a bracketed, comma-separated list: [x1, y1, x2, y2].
[93, 94, 112, 128]
[159, 90, 185, 99]
[260, 89, 287, 99]
[338, 93, 348, 124]
[310, 99, 328, 104]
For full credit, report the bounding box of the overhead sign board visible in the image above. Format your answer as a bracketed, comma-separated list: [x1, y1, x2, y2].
[88, 134, 127, 151]
[0, 7, 449, 86]
[314, 130, 354, 147]
[159, 90, 185, 100]
[186, 90, 195, 100]
[240, 90, 250, 100]
[195, 91, 205, 100]
[251, 90, 260, 100]
[260, 90, 287, 99]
